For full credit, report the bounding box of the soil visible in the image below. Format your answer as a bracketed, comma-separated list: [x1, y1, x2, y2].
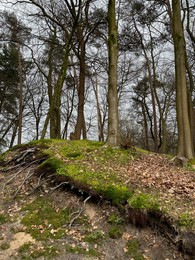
[0, 146, 194, 259]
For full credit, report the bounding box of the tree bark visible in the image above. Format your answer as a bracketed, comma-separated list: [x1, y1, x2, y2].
[107, 0, 120, 146]
[172, 0, 194, 159]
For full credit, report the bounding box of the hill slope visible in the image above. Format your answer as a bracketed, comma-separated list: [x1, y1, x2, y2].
[0, 139, 194, 259]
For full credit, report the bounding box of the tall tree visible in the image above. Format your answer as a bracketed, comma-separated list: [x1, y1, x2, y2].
[172, 0, 194, 159]
[0, 11, 30, 147]
[107, 0, 120, 146]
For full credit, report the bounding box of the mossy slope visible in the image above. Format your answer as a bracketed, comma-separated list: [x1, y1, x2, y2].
[1, 140, 194, 244]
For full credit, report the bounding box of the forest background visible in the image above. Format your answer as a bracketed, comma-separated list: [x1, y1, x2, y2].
[0, 0, 195, 160]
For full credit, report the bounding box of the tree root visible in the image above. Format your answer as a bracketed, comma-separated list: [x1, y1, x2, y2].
[69, 196, 91, 227]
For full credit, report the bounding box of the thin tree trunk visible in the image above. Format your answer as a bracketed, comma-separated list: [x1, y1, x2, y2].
[107, 0, 120, 146]
[17, 43, 23, 145]
[41, 111, 50, 139]
[72, 29, 86, 140]
[93, 74, 104, 141]
[10, 122, 18, 148]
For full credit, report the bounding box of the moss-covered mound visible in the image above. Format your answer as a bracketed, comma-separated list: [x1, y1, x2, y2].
[1, 139, 195, 257]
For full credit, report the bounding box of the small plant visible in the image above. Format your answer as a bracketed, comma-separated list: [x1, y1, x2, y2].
[84, 230, 105, 243]
[125, 239, 144, 260]
[0, 242, 10, 250]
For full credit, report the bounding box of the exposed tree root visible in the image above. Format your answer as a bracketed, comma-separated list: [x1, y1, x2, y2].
[69, 196, 91, 227]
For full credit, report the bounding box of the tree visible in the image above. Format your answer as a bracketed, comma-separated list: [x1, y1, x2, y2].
[107, 0, 120, 146]
[0, 43, 19, 149]
[0, 11, 30, 148]
[172, 0, 194, 159]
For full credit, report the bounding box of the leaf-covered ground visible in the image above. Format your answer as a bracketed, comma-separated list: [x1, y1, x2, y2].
[0, 140, 194, 259]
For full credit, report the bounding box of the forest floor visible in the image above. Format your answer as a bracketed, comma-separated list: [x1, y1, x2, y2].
[0, 140, 194, 260]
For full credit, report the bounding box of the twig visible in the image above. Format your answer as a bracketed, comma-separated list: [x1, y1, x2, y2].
[69, 196, 91, 227]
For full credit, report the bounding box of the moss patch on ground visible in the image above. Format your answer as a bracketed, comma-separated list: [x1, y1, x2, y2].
[36, 139, 134, 206]
[0, 214, 8, 225]
[125, 239, 144, 259]
[21, 197, 85, 240]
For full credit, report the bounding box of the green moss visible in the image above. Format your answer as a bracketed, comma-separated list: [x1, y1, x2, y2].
[65, 244, 99, 257]
[21, 197, 71, 240]
[31, 244, 59, 258]
[18, 242, 32, 253]
[0, 214, 8, 225]
[187, 157, 195, 170]
[128, 192, 159, 210]
[58, 163, 132, 205]
[177, 213, 194, 229]
[107, 213, 124, 225]
[38, 157, 65, 173]
[108, 226, 124, 239]
[125, 239, 144, 259]
[66, 152, 82, 158]
[84, 230, 105, 243]
[0, 242, 10, 250]
[18, 242, 60, 259]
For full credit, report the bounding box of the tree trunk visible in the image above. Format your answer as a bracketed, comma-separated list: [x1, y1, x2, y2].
[17, 43, 23, 145]
[107, 0, 120, 146]
[172, 0, 194, 159]
[71, 29, 86, 140]
[93, 74, 104, 141]
[41, 111, 50, 139]
[49, 36, 71, 139]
